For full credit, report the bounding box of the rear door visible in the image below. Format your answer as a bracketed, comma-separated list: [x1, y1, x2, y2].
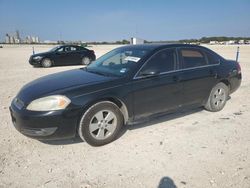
[132, 48, 183, 120]
[177, 47, 219, 106]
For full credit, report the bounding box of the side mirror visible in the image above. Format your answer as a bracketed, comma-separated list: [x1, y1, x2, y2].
[140, 69, 160, 77]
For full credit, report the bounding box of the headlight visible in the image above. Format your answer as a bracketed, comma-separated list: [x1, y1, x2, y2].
[33, 56, 42, 60]
[26, 95, 71, 111]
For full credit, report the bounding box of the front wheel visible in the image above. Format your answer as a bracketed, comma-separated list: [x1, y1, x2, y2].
[41, 58, 52, 68]
[78, 101, 124, 146]
[204, 82, 229, 112]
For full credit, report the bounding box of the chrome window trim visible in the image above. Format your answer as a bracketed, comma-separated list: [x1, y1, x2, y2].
[133, 46, 221, 80]
[134, 63, 220, 80]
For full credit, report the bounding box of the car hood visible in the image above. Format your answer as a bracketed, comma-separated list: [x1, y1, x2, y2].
[17, 69, 116, 104]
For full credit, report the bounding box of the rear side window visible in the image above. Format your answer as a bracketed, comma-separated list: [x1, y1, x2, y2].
[205, 51, 220, 64]
[180, 49, 207, 68]
[139, 49, 176, 75]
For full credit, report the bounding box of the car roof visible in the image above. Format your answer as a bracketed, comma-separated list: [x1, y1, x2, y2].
[120, 43, 205, 50]
[60, 44, 83, 48]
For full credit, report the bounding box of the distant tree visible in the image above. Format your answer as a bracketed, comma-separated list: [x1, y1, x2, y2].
[121, 39, 129, 44]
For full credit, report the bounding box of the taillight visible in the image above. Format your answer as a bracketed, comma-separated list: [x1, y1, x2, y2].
[90, 50, 95, 54]
[236, 62, 241, 74]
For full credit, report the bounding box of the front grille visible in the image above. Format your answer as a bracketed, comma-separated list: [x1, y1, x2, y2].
[14, 98, 24, 110]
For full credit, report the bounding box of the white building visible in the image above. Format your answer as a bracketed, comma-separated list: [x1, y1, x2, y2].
[130, 37, 144, 45]
[32, 36, 36, 43]
[238, 40, 245, 44]
[227, 40, 236, 45]
[10, 36, 15, 44]
[209, 41, 219, 45]
[35, 37, 39, 43]
[43, 40, 58, 44]
[5, 34, 10, 43]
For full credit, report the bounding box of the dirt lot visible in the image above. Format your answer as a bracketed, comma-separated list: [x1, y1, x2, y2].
[0, 44, 250, 188]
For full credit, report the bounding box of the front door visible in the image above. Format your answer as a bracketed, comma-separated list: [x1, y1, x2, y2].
[53, 46, 69, 65]
[132, 48, 183, 120]
[64, 46, 80, 65]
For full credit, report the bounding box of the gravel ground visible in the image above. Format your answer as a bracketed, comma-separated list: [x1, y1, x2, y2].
[0, 44, 249, 188]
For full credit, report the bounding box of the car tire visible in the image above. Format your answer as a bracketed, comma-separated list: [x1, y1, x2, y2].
[82, 57, 91, 65]
[78, 101, 124, 146]
[204, 82, 229, 112]
[41, 58, 52, 68]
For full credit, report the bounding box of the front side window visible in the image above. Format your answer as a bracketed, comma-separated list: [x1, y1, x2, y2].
[87, 48, 149, 77]
[65, 46, 72, 52]
[180, 49, 207, 68]
[139, 49, 176, 76]
[70, 46, 77, 51]
[56, 47, 64, 52]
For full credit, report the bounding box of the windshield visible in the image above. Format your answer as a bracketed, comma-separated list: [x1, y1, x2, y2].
[50, 46, 61, 52]
[86, 47, 149, 77]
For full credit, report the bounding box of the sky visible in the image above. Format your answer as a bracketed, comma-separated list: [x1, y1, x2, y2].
[0, 0, 250, 42]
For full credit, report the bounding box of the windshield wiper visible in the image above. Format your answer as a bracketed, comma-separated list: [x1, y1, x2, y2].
[85, 68, 115, 77]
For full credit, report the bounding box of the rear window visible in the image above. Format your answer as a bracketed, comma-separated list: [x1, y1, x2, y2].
[180, 49, 207, 68]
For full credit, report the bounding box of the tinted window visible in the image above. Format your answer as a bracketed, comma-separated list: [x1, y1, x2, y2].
[205, 51, 219, 64]
[70, 46, 77, 51]
[139, 49, 176, 75]
[56, 47, 64, 52]
[64, 46, 77, 52]
[64, 46, 71, 52]
[180, 49, 207, 68]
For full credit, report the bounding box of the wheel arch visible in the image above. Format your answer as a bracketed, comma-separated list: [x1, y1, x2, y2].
[218, 79, 231, 91]
[79, 97, 129, 125]
[41, 56, 54, 66]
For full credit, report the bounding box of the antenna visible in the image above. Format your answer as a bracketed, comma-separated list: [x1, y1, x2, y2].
[236, 46, 240, 63]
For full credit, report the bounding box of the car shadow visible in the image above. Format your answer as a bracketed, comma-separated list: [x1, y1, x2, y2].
[126, 107, 203, 131]
[39, 136, 83, 145]
[32, 64, 85, 68]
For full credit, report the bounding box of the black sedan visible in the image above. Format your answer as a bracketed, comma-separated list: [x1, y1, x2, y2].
[29, 45, 96, 67]
[10, 44, 241, 146]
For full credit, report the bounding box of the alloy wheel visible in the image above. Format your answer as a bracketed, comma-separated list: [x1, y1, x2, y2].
[89, 110, 117, 140]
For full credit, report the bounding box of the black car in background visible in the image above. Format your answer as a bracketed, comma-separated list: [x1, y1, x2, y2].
[29, 45, 96, 67]
[11, 44, 241, 146]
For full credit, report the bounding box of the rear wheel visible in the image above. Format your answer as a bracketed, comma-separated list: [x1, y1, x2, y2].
[205, 82, 229, 112]
[78, 101, 124, 146]
[41, 58, 52, 68]
[82, 57, 91, 65]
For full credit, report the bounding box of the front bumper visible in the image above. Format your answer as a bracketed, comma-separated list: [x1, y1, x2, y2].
[9, 102, 80, 140]
[29, 57, 42, 66]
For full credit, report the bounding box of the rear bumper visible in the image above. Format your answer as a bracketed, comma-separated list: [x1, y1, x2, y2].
[9, 102, 80, 140]
[229, 73, 242, 94]
[90, 53, 96, 61]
